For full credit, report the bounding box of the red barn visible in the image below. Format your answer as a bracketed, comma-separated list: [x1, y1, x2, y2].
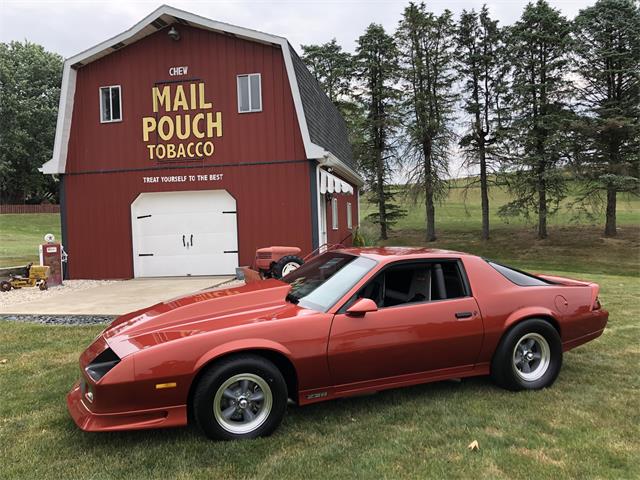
[42, 5, 362, 279]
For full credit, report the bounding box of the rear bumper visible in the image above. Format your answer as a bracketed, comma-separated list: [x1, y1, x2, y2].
[562, 309, 608, 352]
[66, 382, 187, 432]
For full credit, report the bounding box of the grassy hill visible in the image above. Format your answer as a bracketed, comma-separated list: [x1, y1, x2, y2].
[359, 181, 639, 276]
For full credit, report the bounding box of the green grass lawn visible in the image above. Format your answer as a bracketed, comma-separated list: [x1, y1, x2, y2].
[0, 213, 61, 267]
[0, 185, 638, 479]
[1, 270, 638, 479]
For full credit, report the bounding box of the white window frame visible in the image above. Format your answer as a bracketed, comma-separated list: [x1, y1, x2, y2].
[237, 73, 262, 113]
[331, 197, 339, 230]
[347, 202, 353, 229]
[99, 85, 122, 123]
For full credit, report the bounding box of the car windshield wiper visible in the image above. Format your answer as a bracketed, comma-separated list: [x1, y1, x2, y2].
[286, 292, 299, 304]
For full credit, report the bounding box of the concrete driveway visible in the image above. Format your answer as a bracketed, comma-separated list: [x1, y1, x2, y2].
[0, 276, 234, 316]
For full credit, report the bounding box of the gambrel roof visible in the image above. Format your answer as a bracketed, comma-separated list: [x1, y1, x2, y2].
[41, 4, 362, 186]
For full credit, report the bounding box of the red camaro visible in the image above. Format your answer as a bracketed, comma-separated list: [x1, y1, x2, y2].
[67, 248, 608, 440]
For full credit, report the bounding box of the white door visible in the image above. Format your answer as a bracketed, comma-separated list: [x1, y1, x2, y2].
[131, 190, 238, 277]
[319, 195, 328, 249]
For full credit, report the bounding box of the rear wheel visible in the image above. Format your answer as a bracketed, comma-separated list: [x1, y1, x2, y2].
[272, 256, 304, 279]
[491, 319, 562, 391]
[193, 355, 288, 440]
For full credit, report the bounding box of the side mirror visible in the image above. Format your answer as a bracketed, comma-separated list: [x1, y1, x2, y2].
[346, 298, 378, 316]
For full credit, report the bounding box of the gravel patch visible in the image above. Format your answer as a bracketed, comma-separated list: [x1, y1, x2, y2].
[0, 279, 120, 309]
[1, 278, 247, 326]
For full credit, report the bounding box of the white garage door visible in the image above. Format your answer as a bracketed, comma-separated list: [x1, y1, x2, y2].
[131, 190, 238, 277]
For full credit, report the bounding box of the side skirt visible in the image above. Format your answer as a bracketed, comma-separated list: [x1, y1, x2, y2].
[298, 363, 490, 406]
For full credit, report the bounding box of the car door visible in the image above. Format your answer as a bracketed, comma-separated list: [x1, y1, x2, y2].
[327, 260, 484, 386]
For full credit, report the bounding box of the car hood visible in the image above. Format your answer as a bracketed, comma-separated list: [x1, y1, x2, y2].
[102, 279, 294, 357]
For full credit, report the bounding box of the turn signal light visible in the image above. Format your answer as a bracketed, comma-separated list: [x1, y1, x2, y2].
[155, 382, 177, 390]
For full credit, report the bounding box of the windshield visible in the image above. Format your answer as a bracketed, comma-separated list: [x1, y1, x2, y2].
[284, 252, 378, 312]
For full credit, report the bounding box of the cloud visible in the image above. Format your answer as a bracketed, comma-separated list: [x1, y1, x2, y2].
[1, 0, 593, 58]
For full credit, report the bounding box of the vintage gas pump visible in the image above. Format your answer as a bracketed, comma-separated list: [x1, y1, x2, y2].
[39, 233, 64, 286]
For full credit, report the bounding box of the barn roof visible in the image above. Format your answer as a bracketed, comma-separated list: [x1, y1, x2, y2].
[41, 4, 362, 186]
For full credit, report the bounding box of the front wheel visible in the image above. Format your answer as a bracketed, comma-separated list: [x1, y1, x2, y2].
[193, 355, 288, 440]
[491, 319, 562, 391]
[0, 281, 11, 292]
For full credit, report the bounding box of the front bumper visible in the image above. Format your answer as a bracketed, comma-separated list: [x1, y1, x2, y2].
[66, 381, 188, 432]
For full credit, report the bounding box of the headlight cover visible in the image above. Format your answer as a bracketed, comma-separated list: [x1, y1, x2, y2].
[85, 347, 120, 382]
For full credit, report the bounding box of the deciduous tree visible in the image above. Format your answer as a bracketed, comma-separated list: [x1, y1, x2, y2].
[0, 41, 62, 204]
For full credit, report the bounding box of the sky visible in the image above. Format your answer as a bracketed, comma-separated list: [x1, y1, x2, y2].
[0, 0, 596, 178]
[1, 0, 596, 58]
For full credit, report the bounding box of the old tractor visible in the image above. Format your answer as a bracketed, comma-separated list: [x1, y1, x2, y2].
[0, 263, 50, 292]
[253, 246, 305, 279]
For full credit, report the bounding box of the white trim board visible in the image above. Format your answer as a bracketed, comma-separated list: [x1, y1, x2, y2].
[40, 4, 362, 185]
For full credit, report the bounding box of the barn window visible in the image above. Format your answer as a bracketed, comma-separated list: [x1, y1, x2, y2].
[347, 202, 353, 229]
[99, 85, 122, 123]
[332, 197, 339, 230]
[237, 73, 262, 113]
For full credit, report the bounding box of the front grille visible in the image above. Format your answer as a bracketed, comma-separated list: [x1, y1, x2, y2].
[257, 252, 272, 260]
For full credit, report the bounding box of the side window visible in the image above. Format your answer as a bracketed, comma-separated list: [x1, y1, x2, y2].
[237, 73, 262, 113]
[347, 261, 468, 310]
[99, 85, 122, 123]
[347, 202, 353, 229]
[331, 197, 338, 230]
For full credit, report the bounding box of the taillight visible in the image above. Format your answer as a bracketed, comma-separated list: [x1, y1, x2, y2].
[593, 297, 601, 310]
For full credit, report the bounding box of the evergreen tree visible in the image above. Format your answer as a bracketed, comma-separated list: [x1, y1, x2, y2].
[499, 0, 573, 239]
[396, 3, 457, 242]
[456, 6, 506, 240]
[301, 39, 353, 104]
[572, 0, 640, 236]
[354, 24, 405, 240]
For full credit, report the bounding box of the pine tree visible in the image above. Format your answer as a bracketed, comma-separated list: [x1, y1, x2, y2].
[300, 39, 353, 105]
[500, 0, 573, 239]
[354, 24, 405, 240]
[396, 3, 457, 242]
[456, 6, 506, 240]
[572, 0, 640, 236]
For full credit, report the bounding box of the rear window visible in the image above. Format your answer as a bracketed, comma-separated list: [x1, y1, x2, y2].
[487, 261, 553, 286]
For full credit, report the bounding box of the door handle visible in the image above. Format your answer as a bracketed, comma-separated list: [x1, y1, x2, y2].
[455, 311, 473, 319]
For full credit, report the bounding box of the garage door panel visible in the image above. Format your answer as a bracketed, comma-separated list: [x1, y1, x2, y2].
[131, 190, 239, 277]
[135, 191, 236, 215]
[136, 213, 236, 236]
[136, 232, 237, 256]
[137, 253, 238, 277]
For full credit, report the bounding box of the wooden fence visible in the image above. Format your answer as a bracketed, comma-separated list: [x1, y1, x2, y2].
[0, 204, 60, 214]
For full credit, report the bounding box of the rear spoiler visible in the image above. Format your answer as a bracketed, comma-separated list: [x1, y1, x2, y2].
[537, 274, 601, 311]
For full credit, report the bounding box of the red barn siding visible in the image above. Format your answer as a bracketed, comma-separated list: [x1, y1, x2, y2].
[63, 162, 313, 279]
[65, 25, 306, 174]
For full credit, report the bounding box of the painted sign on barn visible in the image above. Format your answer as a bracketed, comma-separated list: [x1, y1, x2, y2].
[142, 80, 223, 162]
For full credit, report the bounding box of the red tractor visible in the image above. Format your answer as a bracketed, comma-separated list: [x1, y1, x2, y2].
[253, 246, 305, 279]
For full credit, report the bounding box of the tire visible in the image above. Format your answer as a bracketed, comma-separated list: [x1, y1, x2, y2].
[0, 281, 11, 292]
[272, 256, 304, 279]
[39, 281, 48, 291]
[193, 354, 288, 441]
[491, 318, 562, 391]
